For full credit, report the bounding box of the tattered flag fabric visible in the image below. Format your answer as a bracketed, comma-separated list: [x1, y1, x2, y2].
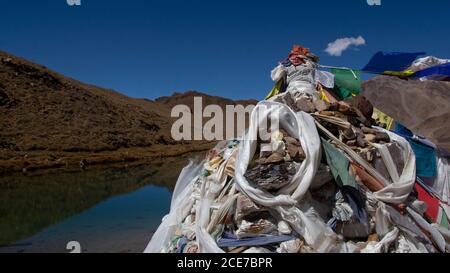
[362, 51, 426, 74]
[331, 68, 361, 100]
[413, 63, 450, 82]
[415, 182, 440, 222]
[265, 78, 286, 100]
[383, 70, 415, 78]
[373, 108, 394, 130]
[322, 138, 357, 188]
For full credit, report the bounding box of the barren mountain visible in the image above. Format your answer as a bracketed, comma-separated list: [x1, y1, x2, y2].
[156, 90, 258, 110]
[0, 51, 256, 174]
[362, 76, 450, 152]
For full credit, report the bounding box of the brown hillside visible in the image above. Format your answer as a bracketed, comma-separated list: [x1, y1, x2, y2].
[0, 51, 257, 174]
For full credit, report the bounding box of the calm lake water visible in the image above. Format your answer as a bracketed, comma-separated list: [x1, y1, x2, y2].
[0, 154, 200, 253]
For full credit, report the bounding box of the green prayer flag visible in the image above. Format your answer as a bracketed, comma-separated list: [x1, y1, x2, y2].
[331, 68, 361, 100]
[322, 138, 357, 188]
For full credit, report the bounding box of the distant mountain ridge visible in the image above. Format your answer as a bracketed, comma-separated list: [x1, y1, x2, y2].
[156, 90, 258, 109]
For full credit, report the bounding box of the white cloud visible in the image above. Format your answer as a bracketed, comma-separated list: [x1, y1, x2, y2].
[325, 36, 366, 57]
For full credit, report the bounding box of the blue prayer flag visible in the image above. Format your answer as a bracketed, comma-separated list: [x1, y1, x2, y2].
[362, 51, 426, 74]
[413, 63, 450, 82]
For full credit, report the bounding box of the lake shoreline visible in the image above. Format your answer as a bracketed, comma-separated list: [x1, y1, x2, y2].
[0, 142, 213, 176]
[0, 162, 180, 252]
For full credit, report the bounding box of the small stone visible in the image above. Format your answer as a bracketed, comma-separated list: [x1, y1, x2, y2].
[361, 127, 379, 134]
[347, 140, 357, 146]
[357, 135, 368, 148]
[256, 158, 267, 165]
[328, 102, 339, 111]
[297, 146, 306, 160]
[314, 100, 329, 112]
[244, 162, 296, 191]
[347, 116, 361, 127]
[386, 143, 405, 175]
[295, 97, 315, 113]
[319, 111, 336, 116]
[347, 95, 374, 121]
[265, 152, 285, 164]
[287, 143, 300, 159]
[354, 127, 364, 137]
[365, 134, 376, 142]
[278, 221, 292, 235]
[372, 154, 391, 181]
[375, 132, 390, 142]
[341, 128, 356, 140]
[338, 102, 351, 114]
[284, 136, 300, 146]
[358, 116, 373, 127]
[235, 195, 269, 222]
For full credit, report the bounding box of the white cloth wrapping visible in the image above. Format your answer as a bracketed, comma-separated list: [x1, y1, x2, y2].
[430, 157, 450, 204]
[361, 227, 399, 253]
[144, 160, 204, 253]
[271, 64, 287, 82]
[315, 70, 335, 89]
[372, 128, 417, 204]
[234, 101, 340, 252]
[144, 100, 443, 253]
[270, 64, 333, 99]
[195, 158, 230, 253]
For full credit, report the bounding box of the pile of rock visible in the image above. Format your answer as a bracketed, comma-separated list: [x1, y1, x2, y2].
[146, 93, 449, 254]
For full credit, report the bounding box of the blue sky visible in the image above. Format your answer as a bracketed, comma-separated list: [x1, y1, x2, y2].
[0, 0, 449, 100]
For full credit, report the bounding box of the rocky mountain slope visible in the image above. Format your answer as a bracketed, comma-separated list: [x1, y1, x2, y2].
[362, 75, 450, 152]
[0, 51, 256, 174]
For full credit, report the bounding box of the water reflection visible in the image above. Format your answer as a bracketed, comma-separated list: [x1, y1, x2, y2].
[0, 154, 201, 253]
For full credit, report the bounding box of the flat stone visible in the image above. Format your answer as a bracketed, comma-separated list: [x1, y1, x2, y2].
[357, 135, 368, 148]
[365, 133, 376, 142]
[265, 152, 285, 164]
[361, 127, 379, 134]
[347, 95, 374, 121]
[278, 221, 292, 235]
[347, 139, 357, 146]
[341, 128, 356, 140]
[375, 132, 390, 142]
[295, 97, 315, 113]
[284, 136, 300, 146]
[297, 146, 306, 160]
[244, 162, 297, 191]
[287, 143, 300, 159]
[235, 195, 269, 222]
[387, 142, 405, 175]
[373, 154, 391, 182]
[338, 102, 351, 114]
[319, 111, 336, 116]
